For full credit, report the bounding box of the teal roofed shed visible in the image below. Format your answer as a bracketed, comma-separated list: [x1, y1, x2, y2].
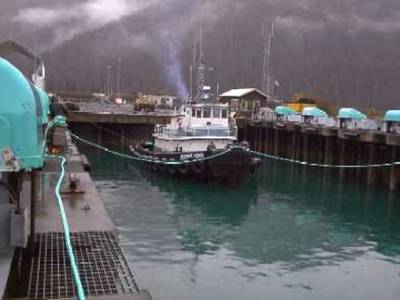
[0, 58, 45, 170]
[337, 108, 366, 120]
[384, 110, 400, 122]
[302, 107, 328, 117]
[274, 106, 297, 115]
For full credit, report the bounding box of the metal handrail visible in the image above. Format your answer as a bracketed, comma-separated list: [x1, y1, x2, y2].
[155, 126, 238, 138]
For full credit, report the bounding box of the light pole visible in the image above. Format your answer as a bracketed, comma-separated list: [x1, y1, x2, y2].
[106, 65, 112, 98]
[117, 58, 121, 98]
[189, 64, 193, 101]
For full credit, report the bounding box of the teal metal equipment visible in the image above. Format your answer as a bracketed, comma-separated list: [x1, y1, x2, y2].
[384, 110, 400, 122]
[337, 108, 366, 120]
[0, 58, 48, 171]
[36, 86, 50, 124]
[274, 106, 297, 116]
[302, 107, 328, 118]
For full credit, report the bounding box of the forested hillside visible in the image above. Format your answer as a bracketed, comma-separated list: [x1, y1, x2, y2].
[1, 0, 400, 109]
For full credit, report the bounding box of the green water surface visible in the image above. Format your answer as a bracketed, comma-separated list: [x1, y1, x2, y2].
[86, 149, 400, 300]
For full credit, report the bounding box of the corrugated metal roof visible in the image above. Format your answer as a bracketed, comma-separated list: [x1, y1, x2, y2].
[337, 108, 367, 120]
[219, 88, 267, 98]
[274, 106, 297, 115]
[384, 110, 400, 122]
[302, 107, 328, 117]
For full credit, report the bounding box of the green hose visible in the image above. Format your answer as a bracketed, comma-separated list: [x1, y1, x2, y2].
[47, 155, 86, 300]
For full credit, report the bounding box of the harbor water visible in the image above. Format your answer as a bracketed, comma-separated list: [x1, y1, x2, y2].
[86, 148, 400, 300]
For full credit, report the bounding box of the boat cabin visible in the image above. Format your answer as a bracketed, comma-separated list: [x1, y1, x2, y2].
[383, 110, 400, 134]
[153, 104, 237, 152]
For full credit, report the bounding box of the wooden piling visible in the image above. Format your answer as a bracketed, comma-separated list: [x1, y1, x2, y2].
[389, 147, 399, 191]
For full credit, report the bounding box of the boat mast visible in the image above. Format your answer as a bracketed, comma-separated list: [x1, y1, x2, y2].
[261, 20, 274, 102]
[196, 25, 205, 101]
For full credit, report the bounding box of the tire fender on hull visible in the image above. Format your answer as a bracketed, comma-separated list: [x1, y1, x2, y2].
[178, 164, 189, 175]
[191, 162, 206, 175]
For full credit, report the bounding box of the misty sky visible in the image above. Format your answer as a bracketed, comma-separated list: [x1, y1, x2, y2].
[2, 0, 400, 50]
[1, 0, 399, 106]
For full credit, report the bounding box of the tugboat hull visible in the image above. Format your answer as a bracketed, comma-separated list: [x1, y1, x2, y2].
[130, 145, 260, 187]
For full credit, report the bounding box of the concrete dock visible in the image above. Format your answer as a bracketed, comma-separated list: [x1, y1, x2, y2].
[4, 127, 152, 300]
[66, 103, 175, 151]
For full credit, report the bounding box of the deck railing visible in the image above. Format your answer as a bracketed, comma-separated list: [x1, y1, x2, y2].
[154, 126, 238, 138]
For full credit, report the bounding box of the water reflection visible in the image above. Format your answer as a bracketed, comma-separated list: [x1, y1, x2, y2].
[87, 146, 400, 269]
[84, 147, 400, 300]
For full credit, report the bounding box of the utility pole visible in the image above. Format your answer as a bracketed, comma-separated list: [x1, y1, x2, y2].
[261, 20, 274, 101]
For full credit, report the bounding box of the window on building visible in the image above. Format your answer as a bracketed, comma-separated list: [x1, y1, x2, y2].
[192, 108, 196, 117]
[240, 100, 246, 111]
[231, 100, 238, 111]
[196, 109, 202, 118]
[221, 109, 228, 118]
[246, 101, 252, 111]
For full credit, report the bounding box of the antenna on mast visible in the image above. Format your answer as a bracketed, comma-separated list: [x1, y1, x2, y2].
[196, 25, 205, 101]
[261, 19, 275, 102]
[191, 33, 198, 101]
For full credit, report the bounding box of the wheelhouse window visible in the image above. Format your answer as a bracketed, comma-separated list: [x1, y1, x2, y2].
[221, 109, 228, 118]
[212, 107, 221, 118]
[196, 109, 202, 118]
[192, 108, 196, 117]
[203, 107, 211, 118]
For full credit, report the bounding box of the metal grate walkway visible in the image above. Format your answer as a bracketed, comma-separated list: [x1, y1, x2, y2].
[28, 232, 139, 300]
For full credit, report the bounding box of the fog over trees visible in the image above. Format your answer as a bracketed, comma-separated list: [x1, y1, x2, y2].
[1, 0, 400, 109]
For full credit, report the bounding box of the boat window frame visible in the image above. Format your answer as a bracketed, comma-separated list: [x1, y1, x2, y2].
[203, 107, 211, 118]
[212, 107, 221, 118]
[221, 109, 228, 119]
[196, 108, 202, 118]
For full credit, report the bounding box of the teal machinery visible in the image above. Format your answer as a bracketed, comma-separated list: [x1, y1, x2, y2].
[0, 41, 51, 252]
[0, 57, 49, 171]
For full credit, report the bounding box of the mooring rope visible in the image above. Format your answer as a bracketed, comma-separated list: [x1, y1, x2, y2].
[70, 132, 239, 165]
[249, 151, 400, 169]
[70, 132, 400, 169]
[46, 155, 86, 300]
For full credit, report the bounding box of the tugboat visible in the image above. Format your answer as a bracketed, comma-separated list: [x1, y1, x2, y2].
[129, 103, 260, 186]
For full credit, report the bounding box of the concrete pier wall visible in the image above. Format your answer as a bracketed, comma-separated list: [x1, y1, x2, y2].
[238, 119, 400, 191]
[70, 123, 155, 150]
[67, 110, 400, 192]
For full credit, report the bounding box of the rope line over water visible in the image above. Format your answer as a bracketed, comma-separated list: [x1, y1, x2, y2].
[249, 151, 400, 169]
[46, 155, 86, 300]
[71, 132, 400, 169]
